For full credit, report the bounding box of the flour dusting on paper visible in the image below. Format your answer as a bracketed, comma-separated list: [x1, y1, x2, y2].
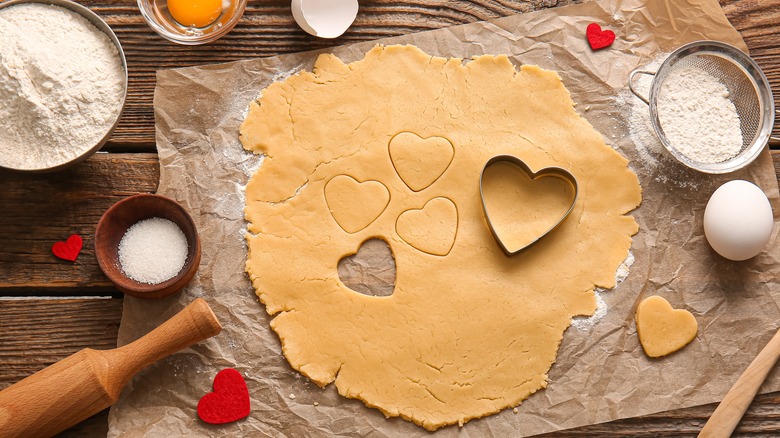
[110, 0, 780, 436]
[571, 251, 634, 330]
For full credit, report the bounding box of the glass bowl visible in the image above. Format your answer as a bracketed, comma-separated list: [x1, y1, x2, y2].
[137, 0, 246, 45]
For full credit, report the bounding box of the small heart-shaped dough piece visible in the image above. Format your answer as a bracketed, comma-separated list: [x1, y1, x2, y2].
[636, 296, 698, 358]
[325, 175, 390, 234]
[396, 197, 457, 256]
[389, 132, 454, 192]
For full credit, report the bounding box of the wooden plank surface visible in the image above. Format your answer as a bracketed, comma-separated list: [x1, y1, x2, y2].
[0, 299, 122, 384]
[1, 0, 780, 435]
[70, 0, 780, 150]
[0, 298, 122, 437]
[0, 151, 779, 436]
[0, 154, 159, 294]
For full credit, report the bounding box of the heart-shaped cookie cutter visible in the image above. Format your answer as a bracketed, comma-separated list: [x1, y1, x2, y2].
[480, 155, 578, 256]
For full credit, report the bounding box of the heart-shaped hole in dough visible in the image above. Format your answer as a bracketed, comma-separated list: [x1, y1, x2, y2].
[338, 238, 396, 297]
[481, 156, 577, 255]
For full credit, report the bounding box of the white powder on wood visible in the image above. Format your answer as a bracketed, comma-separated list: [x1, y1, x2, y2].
[118, 218, 189, 285]
[656, 66, 743, 164]
[0, 3, 125, 169]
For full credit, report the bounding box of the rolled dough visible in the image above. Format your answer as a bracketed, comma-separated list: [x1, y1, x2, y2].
[240, 45, 642, 430]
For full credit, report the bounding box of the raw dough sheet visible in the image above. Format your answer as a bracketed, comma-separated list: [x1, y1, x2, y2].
[108, 0, 780, 436]
[240, 45, 642, 431]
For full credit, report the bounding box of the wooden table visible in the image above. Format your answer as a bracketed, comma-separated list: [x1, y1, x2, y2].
[1, 0, 779, 436]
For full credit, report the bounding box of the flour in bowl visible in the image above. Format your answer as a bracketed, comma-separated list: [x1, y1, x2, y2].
[656, 66, 743, 164]
[0, 3, 125, 170]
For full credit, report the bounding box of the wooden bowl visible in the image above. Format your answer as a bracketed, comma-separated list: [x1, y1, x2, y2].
[95, 194, 201, 298]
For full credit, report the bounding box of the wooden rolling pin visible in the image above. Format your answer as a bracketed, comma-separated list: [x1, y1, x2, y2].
[0, 298, 222, 438]
[699, 327, 780, 437]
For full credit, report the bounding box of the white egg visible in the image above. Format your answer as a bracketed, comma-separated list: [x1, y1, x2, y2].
[703, 180, 774, 261]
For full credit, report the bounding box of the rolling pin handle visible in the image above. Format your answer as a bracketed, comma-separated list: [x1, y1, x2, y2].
[0, 298, 221, 438]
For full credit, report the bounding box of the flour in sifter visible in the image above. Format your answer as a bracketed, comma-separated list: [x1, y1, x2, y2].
[0, 3, 125, 169]
[656, 66, 743, 164]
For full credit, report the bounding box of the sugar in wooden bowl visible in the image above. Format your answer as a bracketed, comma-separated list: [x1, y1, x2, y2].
[118, 217, 189, 284]
[95, 194, 201, 298]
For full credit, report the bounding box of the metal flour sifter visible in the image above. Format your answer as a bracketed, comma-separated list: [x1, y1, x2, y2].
[629, 40, 776, 174]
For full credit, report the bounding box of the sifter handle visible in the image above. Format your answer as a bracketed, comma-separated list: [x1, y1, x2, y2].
[627, 69, 656, 105]
[102, 297, 223, 396]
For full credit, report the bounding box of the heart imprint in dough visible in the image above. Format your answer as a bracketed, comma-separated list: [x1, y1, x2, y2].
[481, 159, 577, 254]
[325, 175, 390, 233]
[396, 197, 457, 256]
[389, 132, 455, 192]
[635, 295, 698, 358]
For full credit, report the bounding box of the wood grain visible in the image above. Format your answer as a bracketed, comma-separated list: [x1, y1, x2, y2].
[52, 0, 776, 150]
[0, 299, 122, 385]
[0, 299, 220, 438]
[0, 154, 159, 294]
[0, 299, 118, 436]
[2, 296, 780, 436]
[0, 0, 779, 435]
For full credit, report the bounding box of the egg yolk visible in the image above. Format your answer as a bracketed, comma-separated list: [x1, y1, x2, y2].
[168, 0, 222, 28]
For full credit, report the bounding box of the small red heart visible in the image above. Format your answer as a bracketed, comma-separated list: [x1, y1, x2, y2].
[586, 23, 615, 50]
[51, 234, 83, 262]
[197, 368, 250, 424]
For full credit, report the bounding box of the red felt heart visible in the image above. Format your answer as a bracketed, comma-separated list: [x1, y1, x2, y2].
[586, 23, 615, 50]
[51, 234, 83, 262]
[198, 368, 250, 424]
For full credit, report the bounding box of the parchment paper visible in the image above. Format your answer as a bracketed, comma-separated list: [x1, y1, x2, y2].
[108, 0, 780, 435]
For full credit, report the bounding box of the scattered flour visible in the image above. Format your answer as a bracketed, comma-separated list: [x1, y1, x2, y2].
[571, 251, 634, 331]
[622, 54, 703, 190]
[657, 66, 743, 164]
[622, 56, 666, 170]
[272, 65, 302, 83]
[0, 3, 125, 169]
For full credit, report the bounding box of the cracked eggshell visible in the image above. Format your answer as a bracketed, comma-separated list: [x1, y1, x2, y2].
[291, 0, 358, 39]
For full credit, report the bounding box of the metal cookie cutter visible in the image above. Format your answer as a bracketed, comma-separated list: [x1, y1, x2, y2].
[480, 155, 578, 256]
